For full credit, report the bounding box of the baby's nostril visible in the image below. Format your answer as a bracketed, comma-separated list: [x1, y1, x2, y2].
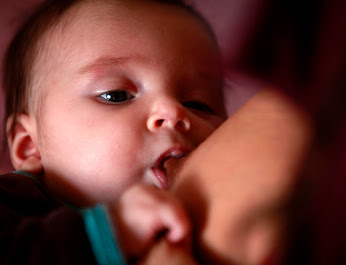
[177, 120, 190, 131]
[177, 120, 184, 128]
[156, 119, 164, 127]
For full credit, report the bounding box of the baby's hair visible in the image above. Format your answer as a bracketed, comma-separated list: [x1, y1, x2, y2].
[2, 0, 217, 142]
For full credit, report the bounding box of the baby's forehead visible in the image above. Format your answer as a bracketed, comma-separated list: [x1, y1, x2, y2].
[36, 1, 218, 72]
[32, 0, 221, 102]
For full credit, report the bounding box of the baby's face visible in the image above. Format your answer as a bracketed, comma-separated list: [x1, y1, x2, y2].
[33, 1, 226, 206]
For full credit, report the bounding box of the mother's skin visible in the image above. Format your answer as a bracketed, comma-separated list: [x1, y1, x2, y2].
[140, 88, 313, 265]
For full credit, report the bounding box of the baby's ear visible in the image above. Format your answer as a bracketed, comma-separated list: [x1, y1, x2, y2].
[7, 114, 43, 173]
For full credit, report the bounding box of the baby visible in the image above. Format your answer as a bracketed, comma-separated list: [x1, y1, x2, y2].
[1, 0, 226, 264]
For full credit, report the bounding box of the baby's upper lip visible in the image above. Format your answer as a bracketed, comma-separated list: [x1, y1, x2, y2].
[152, 146, 190, 189]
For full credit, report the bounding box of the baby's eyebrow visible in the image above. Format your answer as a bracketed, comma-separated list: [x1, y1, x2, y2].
[78, 57, 129, 74]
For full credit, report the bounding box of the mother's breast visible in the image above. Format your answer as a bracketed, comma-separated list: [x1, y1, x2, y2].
[169, 88, 313, 265]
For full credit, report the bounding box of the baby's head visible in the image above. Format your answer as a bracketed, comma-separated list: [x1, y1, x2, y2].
[3, 0, 226, 206]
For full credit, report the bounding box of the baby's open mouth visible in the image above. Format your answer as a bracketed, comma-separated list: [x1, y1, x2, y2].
[152, 148, 189, 189]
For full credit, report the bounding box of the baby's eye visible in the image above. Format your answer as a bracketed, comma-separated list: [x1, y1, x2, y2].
[100, 90, 135, 104]
[183, 101, 214, 114]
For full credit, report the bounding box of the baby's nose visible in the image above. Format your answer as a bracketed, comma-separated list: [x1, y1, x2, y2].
[147, 99, 190, 133]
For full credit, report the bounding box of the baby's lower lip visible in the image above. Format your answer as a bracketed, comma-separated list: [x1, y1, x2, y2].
[152, 167, 168, 189]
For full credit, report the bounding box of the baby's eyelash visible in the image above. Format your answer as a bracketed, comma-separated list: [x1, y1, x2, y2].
[183, 101, 214, 114]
